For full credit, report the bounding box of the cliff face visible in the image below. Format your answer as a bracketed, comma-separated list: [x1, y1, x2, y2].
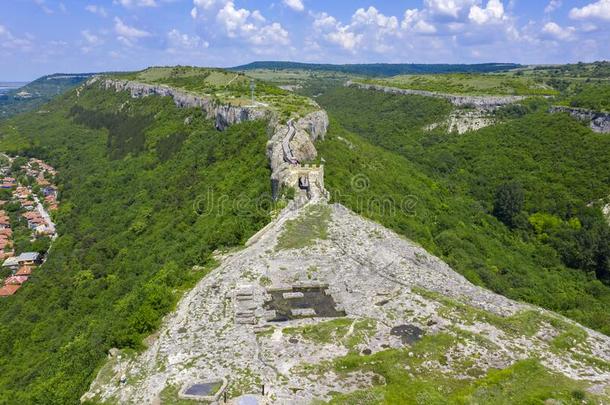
[266, 110, 329, 196]
[347, 81, 526, 109]
[550, 106, 610, 134]
[94, 78, 269, 130]
[89, 76, 329, 197]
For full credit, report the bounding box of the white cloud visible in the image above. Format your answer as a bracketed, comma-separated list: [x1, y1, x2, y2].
[114, 17, 151, 46]
[0, 25, 33, 50]
[542, 21, 575, 40]
[81, 30, 102, 45]
[193, 0, 226, 10]
[114, 0, 158, 7]
[85, 4, 108, 17]
[544, 0, 562, 14]
[33, 0, 53, 14]
[80, 30, 104, 53]
[569, 0, 610, 21]
[402, 9, 436, 33]
[312, 7, 402, 53]
[192, 0, 290, 47]
[248, 22, 290, 46]
[167, 29, 209, 50]
[326, 29, 362, 51]
[216, 2, 250, 37]
[468, 0, 505, 24]
[313, 12, 337, 30]
[283, 0, 304, 12]
[351, 6, 399, 34]
[425, 0, 477, 19]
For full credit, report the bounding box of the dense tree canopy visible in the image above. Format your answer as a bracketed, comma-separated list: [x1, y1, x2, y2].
[314, 86, 610, 334]
[0, 84, 273, 403]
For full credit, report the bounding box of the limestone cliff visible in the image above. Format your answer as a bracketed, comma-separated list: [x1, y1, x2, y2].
[550, 106, 610, 134]
[91, 77, 269, 130]
[347, 80, 526, 110]
[267, 110, 329, 198]
[86, 76, 329, 198]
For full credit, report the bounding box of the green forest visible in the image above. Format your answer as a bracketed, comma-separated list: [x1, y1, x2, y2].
[0, 74, 609, 404]
[0, 84, 274, 403]
[313, 86, 610, 334]
[0, 74, 94, 119]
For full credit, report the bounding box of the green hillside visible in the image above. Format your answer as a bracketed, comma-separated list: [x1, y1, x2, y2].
[314, 86, 610, 334]
[233, 61, 521, 76]
[0, 73, 95, 120]
[359, 73, 558, 96]
[0, 70, 608, 403]
[0, 81, 273, 403]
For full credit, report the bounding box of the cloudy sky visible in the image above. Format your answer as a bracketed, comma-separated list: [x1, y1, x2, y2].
[1, 0, 609, 80]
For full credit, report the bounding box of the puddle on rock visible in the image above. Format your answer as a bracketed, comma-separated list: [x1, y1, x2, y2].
[390, 324, 424, 345]
[183, 381, 222, 397]
[264, 286, 345, 322]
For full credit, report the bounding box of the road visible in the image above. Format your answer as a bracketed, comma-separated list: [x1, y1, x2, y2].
[33, 194, 56, 239]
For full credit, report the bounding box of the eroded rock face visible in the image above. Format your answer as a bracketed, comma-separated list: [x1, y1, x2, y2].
[347, 81, 526, 109]
[549, 106, 610, 134]
[266, 110, 329, 195]
[296, 110, 328, 142]
[97, 78, 268, 130]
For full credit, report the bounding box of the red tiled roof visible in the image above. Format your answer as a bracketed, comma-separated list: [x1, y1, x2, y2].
[4, 275, 28, 285]
[16, 267, 33, 276]
[0, 284, 21, 296]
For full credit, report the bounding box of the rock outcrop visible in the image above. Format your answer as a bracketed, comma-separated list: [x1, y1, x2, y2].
[267, 111, 329, 198]
[425, 110, 496, 134]
[549, 106, 610, 134]
[83, 202, 610, 404]
[347, 80, 526, 109]
[90, 76, 329, 200]
[94, 77, 268, 130]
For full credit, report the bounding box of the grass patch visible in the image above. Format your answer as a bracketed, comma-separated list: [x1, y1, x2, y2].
[455, 359, 598, 405]
[413, 287, 579, 338]
[283, 318, 376, 349]
[275, 204, 331, 250]
[359, 73, 558, 96]
[550, 326, 588, 351]
[225, 367, 261, 398]
[327, 338, 603, 404]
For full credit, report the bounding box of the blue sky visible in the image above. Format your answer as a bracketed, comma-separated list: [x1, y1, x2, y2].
[1, 0, 609, 80]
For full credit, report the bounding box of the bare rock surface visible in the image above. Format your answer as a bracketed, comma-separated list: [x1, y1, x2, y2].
[92, 77, 269, 130]
[83, 202, 610, 404]
[267, 111, 329, 192]
[425, 109, 496, 134]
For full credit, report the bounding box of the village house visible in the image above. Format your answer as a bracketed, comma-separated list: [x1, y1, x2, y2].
[1, 177, 16, 189]
[0, 284, 21, 296]
[16, 252, 42, 267]
[4, 275, 28, 285]
[2, 256, 20, 271]
[15, 266, 33, 276]
[0, 250, 15, 260]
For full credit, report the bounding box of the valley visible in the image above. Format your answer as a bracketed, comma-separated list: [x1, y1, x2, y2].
[0, 63, 609, 404]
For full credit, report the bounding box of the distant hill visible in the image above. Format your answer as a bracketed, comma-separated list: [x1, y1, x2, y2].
[0, 73, 96, 119]
[232, 61, 521, 76]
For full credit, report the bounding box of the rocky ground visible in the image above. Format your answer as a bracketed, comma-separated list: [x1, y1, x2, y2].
[83, 200, 610, 404]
